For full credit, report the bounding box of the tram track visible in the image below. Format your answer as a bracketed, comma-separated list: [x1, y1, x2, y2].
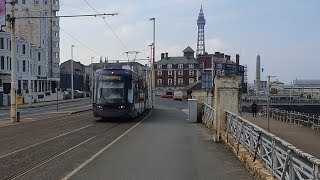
[0, 109, 152, 179]
[0, 112, 93, 140]
[6, 123, 120, 180]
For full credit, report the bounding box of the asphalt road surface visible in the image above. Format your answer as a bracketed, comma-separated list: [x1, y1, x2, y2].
[0, 99, 92, 120]
[69, 106, 253, 180]
[0, 110, 150, 179]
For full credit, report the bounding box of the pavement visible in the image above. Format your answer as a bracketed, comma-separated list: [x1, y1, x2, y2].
[69, 105, 253, 180]
[0, 97, 90, 110]
[243, 113, 320, 159]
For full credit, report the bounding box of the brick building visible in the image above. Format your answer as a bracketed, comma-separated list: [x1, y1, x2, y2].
[155, 47, 199, 96]
[198, 52, 247, 93]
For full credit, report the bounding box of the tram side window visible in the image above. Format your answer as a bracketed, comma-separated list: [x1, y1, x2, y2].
[128, 86, 133, 103]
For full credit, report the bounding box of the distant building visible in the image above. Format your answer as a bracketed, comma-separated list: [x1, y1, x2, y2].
[4, 0, 61, 81]
[197, 52, 247, 93]
[60, 60, 85, 91]
[155, 47, 200, 96]
[0, 32, 60, 105]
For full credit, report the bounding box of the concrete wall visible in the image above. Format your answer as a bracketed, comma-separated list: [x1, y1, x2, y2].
[191, 90, 213, 106]
[213, 76, 242, 142]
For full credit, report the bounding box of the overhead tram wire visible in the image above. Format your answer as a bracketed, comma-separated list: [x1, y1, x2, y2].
[59, 27, 102, 57]
[83, 0, 130, 52]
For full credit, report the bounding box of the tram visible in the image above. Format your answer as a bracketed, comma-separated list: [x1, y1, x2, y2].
[93, 63, 147, 118]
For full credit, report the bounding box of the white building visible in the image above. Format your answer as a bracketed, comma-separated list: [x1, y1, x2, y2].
[4, 0, 60, 81]
[0, 32, 62, 104]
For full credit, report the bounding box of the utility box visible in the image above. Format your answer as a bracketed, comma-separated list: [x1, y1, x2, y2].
[187, 99, 197, 123]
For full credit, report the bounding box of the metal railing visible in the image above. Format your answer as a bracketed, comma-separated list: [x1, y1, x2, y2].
[202, 103, 214, 130]
[242, 98, 320, 105]
[226, 112, 320, 180]
[259, 107, 320, 131]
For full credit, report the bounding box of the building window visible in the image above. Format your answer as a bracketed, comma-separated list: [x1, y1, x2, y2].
[157, 70, 162, 77]
[53, 0, 59, 5]
[53, 20, 59, 27]
[22, 60, 26, 72]
[38, 66, 41, 76]
[22, 44, 26, 54]
[178, 64, 183, 69]
[189, 63, 194, 68]
[22, 0, 25, 4]
[54, 31, 59, 37]
[53, 52, 59, 58]
[53, 10, 58, 16]
[7, 57, 9, 70]
[157, 64, 162, 69]
[167, 64, 172, 69]
[53, 42, 59, 48]
[15, 0, 18, 4]
[1, 56, 4, 70]
[34, 0, 39, 5]
[200, 62, 204, 69]
[178, 78, 183, 85]
[44, 0, 48, 5]
[178, 70, 183, 77]
[157, 79, 162, 85]
[189, 78, 194, 84]
[38, 52, 41, 61]
[168, 79, 172, 85]
[189, 70, 194, 77]
[0, 38, 4, 49]
[7, 38, 9, 50]
[168, 70, 172, 77]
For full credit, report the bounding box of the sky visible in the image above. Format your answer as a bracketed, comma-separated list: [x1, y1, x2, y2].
[59, 0, 320, 84]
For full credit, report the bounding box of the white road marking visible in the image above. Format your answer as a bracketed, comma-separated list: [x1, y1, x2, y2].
[61, 109, 153, 180]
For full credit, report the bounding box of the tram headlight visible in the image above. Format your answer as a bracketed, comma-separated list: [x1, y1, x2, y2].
[119, 106, 125, 109]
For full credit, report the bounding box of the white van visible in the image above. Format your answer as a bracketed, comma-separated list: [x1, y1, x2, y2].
[173, 91, 183, 101]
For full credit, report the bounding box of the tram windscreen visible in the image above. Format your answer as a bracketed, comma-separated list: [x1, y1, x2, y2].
[97, 81, 125, 104]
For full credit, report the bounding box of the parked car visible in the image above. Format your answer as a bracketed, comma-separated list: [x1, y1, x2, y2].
[173, 91, 183, 101]
[74, 90, 84, 98]
[161, 94, 173, 99]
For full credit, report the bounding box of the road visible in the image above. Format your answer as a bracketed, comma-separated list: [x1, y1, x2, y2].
[0, 110, 150, 179]
[0, 97, 253, 179]
[0, 99, 92, 120]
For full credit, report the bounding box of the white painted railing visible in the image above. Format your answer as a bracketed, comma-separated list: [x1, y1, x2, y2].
[202, 103, 214, 130]
[259, 107, 320, 131]
[226, 112, 320, 180]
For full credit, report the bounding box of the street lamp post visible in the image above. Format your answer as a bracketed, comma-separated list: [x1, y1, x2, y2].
[71, 45, 75, 99]
[267, 75, 277, 131]
[91, 57, 94, 100]
[149, 17, 155, 108]
[10, 0, 17, 123]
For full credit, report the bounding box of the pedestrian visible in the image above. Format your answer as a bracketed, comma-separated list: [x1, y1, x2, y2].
[251, 101, 258, 117]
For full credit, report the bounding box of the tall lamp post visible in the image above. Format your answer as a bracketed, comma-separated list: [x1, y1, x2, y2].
[149, 17, 155, 108]
[71, 45, 75, 99]
[267, 75, 277, 131]
[91, 57, 94, 100]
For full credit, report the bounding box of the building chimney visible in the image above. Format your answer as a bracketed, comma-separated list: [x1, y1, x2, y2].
[220, 53, 225, 58]
[225, 55, 231, 60]
[161, 53, 165, 59]
[236, 54, 240, 74]
[165, 52, 168, 59]
[215, 52, 220, 57]
[256, 55, 261, 95]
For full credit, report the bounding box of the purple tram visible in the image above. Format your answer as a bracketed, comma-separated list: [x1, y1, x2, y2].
[93, 66, 147, 119]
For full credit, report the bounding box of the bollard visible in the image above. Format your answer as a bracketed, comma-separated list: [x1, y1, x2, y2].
[17, 111, 20, 122]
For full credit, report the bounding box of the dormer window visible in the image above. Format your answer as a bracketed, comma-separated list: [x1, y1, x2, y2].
[157, 64, 162, 69]
[167, 64, 172, 69]
[189, 63, 194, 68]
[178, 64, 183, 69]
